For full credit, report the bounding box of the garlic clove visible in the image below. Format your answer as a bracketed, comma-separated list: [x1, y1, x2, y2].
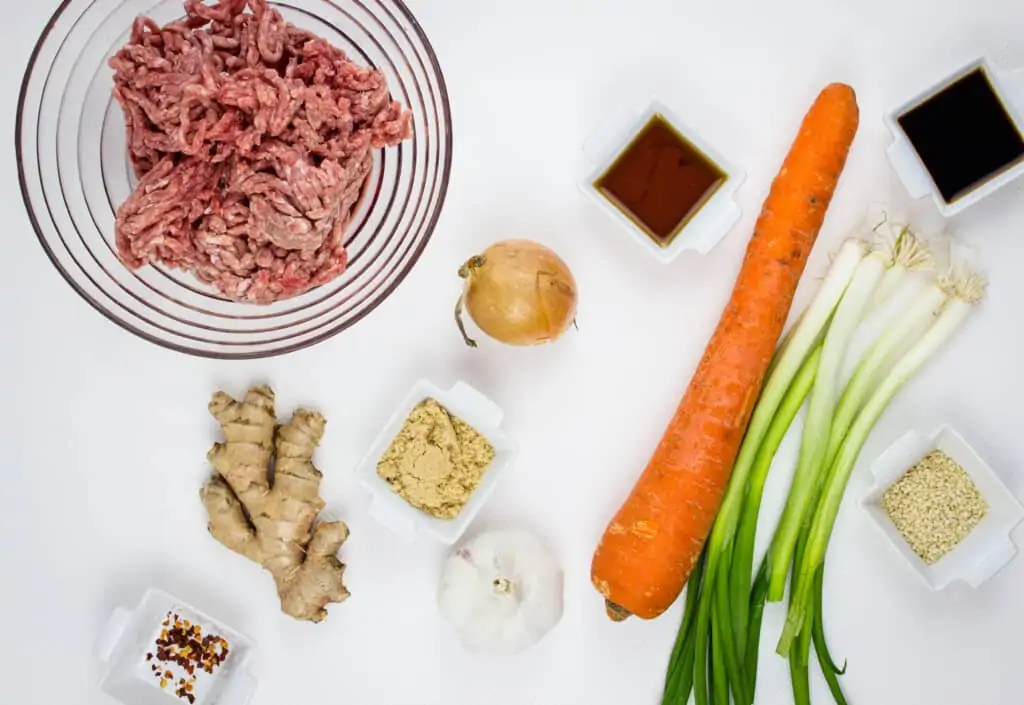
[437, 528, 563, 655]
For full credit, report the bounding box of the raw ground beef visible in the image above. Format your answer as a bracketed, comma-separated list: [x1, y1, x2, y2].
[109, 0, 412, 303]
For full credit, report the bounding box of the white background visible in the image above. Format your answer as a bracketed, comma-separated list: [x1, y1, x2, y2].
[2, 0, 1024, 704]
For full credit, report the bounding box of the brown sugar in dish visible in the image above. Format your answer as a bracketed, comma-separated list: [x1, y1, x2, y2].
[377, 399, 495, 519]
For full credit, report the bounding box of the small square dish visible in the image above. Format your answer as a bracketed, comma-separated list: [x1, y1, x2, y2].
[94, 588, 256, 705]
[581, 98, 746, 263]
[884, 57, 1024, 218]
[862, 426, 1024, 590]
[355, 380, 520, 545]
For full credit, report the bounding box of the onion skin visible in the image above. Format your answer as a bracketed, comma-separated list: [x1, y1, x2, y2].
[456, 240, 577, 347]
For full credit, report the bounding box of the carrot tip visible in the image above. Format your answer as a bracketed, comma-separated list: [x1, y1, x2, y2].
[605, 600, 632, 622]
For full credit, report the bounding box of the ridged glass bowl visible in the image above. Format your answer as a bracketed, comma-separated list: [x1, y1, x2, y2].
[18, 0, 452, 358]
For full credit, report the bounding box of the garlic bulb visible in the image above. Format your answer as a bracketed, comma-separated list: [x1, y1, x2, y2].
[437, 528, 563, 655]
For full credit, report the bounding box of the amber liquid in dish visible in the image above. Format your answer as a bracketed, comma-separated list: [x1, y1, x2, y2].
[595, 114, 725, 246]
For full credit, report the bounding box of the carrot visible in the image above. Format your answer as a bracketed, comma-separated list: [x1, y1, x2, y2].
[591, 83, 859, 621]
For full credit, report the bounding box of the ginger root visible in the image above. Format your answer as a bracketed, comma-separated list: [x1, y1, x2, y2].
[199, 385, 350, 622]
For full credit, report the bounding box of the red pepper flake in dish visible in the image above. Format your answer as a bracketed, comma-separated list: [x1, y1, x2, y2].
[147, 609, 231, 701]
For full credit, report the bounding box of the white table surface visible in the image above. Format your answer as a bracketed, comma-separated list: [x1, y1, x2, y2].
[2, 1, 1024, 704]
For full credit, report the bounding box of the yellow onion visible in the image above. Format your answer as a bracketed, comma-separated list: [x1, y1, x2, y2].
[456, 240, 578, 347]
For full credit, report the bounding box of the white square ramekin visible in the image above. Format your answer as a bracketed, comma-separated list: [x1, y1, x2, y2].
[95, 588, 256, 705]
[884, 58, 1024, 218]
[580, 97, 746, 264]
[355, 380, 519, 545]
[862, 426, 1024, 590]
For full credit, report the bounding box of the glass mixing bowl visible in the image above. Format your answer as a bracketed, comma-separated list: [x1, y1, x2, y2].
[17, 0, 452, 358]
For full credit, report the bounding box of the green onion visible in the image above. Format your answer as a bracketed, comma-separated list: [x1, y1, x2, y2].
[693, 567, 714, 705]
[825, 279, 948, 467]
[789, 532, 813, 705]
[708, 238, 864, 566]
[714, 565, 750, 705]
[710, 605, 729, 705]
[729, 346, 821, 652]
[707, 240, 864, 645]
[744, 562, 769, 694]
[768, 246, 889, 601]
[681, 240, 864, 704]
[790, 644, 811, 705]
[662, 550, 705, 704]
[777, 269, 986, 653]
[868, 220, 931, 312]
[674, 240, 863, 705]
[812, 566, 849, 705]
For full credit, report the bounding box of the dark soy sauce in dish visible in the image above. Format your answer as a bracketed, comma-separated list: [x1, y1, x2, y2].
[897, 68, 1024, 204]
[595, 114, 725, 246]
